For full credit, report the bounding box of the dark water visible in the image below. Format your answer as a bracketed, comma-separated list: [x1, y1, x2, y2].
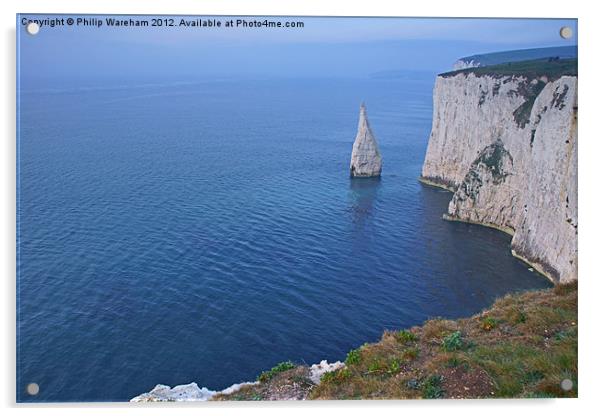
[17, 77, 551, 402]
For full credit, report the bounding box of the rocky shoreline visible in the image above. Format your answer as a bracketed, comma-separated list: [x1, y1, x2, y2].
[419, 177, 551, 281]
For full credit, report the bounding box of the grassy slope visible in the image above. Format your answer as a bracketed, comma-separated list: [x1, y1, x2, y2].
[441, 58, 577, 81]
[215, 283, 577, 400]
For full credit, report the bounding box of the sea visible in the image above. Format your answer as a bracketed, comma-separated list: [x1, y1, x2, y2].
[16, 75, 552, 402]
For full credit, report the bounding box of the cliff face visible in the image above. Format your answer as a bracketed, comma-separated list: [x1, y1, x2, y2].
[421, 71, 577, 283]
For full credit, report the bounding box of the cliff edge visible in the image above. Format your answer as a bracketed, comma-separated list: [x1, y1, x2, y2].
[421, 59, 577, 283]
[452, 46, 577, 70]
[214, 283, 577, 400]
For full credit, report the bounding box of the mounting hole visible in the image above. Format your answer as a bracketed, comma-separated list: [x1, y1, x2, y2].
[559, 26, 573, 39]
[560, 378, 573, 391]
[26, 22, 40, 35]
[26, 383, 40, 396]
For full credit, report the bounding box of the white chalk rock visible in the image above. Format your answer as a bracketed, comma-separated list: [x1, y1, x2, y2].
[130, 381, 258, 402]
[350, 103, 382, 177]
[309, 360, 346, 385]
[421, 71, 577, 283]
[130, 382, 214, 402]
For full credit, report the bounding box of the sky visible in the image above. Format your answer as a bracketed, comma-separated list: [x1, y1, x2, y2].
[17, 15, 578, 87]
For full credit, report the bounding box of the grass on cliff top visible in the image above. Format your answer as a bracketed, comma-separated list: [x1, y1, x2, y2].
[312, 282, 577, 400]
[214, 282, 577, 400]
[257, 361, 296, 383]
[440, 58, 577, 81]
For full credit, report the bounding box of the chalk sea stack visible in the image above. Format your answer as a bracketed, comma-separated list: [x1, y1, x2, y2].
[350, 103, 382, 177]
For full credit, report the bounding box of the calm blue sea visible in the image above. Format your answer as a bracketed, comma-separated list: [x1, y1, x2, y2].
[17, 76, 552, 402]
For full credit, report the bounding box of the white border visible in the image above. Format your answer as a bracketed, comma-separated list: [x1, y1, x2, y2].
[2, 1, 600, 415]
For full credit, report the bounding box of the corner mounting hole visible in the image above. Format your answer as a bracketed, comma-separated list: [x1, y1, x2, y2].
[559, 26, 573, 39]
[26, 22, 40, 35]
[26, 383, 39, 396]
[560, 378, 573, 391]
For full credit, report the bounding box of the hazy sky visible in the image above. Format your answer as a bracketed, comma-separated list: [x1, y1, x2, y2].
[18, 15, 577, 86]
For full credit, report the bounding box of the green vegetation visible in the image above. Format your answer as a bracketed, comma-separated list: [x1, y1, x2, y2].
[530, 129, 537, 147]
[478, 140, 512, 177]
[456, 46, 576, 67]
[441, 58, 577, 81]
[388, 358, 402, 374]
[552, 84, 570, 110]
[395, 329, 417, 344]
[215, 282, 577, 401]
[481, 316, 498, 331]
[454, 140, 513, 205]
[320, 368, 351, 384]
[446, 356, 461, 368]
[443, 57, 576, 130]
[441, 331, 465, 352]
[345, 348, 362, 365]
[512, 79, 547, 128]
[311, 282, 577, 400]
[492, 81, 501, 96]
[257, 361, 296, 383]
[422, 375, 445, 399]
[367, 359, 386, 373]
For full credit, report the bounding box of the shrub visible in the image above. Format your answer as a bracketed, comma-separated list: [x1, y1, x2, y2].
[388, 358, 401, 374]
[395, 330, 417, 344]
[446, 356, 460, 368]
[482, 316, 499, 331]
[422, 375, 444, 399]
[367, 359, 385, 373]
[345, 348, 361, 365]
[257, 361, 295, 382]
[523, 370, 545, 384]
[515, 310, 527, 324]
[320, 368, 351, 384]
[441, 331, 464, 352]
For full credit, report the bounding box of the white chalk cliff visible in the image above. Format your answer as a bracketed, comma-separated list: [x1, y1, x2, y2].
[421, 70, 577, 283]
[350, 103, 382, 177]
